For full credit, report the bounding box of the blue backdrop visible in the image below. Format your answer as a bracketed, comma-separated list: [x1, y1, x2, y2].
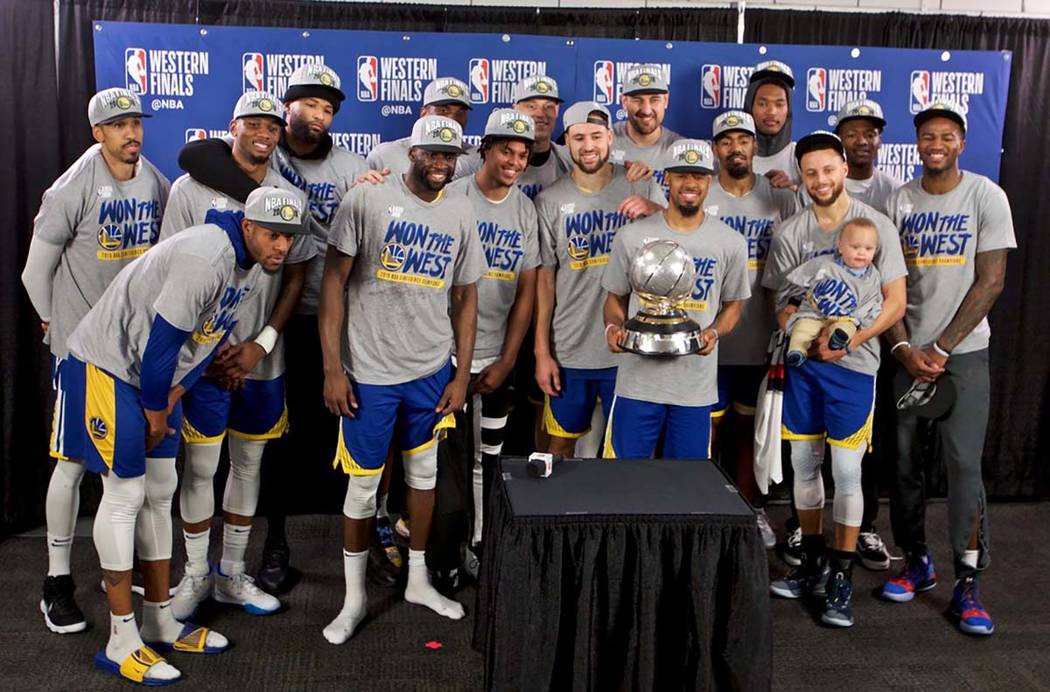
[94, 22, 1011, 183]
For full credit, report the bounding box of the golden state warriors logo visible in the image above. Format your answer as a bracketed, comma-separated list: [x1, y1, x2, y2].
[381, 242, 406, 271]
[200, 316, 218, 337]
[89, 416, 109, 440]
[257, 98, 274, 112]
[636, 73, 654, 87]
[279, 204, 297, 222]
[683, 149, 700, 165]
[535, 81, 550, 94]
[438, 127, 455, 144]
[724, 114, 740, 127]
[116, 95, 132, 110]
[568, 235, 590, 261]
[319, 71, 334, 86]
[856, 104, 872, 115]
[511, 119, 527, 134]
[446, 83, 463, 98]
[97, 225, 123, 251]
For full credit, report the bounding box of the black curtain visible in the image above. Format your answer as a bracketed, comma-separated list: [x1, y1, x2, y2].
[745, 9, 1050, 499]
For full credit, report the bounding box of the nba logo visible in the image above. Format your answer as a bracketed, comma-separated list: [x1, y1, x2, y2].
[242, 53, 264, 93]
[806, 67, 827, 112]
[910, 70, 931, 112]
[357, 55, 378, 102]
[701, 64, 721, 109]
[185, 129, 207, 143]
[594, 60, 615, 104]
[469, 58, 490, 104]
[125, 48, 147, 94]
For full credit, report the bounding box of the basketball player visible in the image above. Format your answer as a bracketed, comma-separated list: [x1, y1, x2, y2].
[512, 74, 571, 200]
[881, 102, 1015, 636]
[22, 88, 169, 634]
[745, 60, 799, 190]
[834, 99, 902, 215]
[603, 139, 749, 458]
[318, 115, 484, 644]
[763, 131, 906, 628]
[534, 101, 664, 457]
[611, 63, 681, 187]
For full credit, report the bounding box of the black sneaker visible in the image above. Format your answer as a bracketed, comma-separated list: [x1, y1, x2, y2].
[431, 568, 461, 598]
[779, 526, 803, 566]
[856, 531, 892, 571]
[41, 575, 87, 634]
[366, 542, 401, 587]
[821, 570, 855, 627]
[257, 540, 299, 595]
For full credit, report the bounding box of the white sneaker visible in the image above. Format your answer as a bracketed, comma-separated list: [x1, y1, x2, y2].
[755, 510, 777, 549]
[171, 571, 213, 621]
[213, 569, 281, 615]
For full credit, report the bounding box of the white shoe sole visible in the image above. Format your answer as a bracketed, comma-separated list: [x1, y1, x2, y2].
[40, 600, 87, 634]
[821, 612, 854, 628]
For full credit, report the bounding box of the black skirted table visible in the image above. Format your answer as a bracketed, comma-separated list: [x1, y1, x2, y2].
[473, 457, 771, 692]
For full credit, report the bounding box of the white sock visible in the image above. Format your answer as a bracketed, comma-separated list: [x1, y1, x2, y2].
[140, 599, 228, 651]
[404, 549, 465, 620]
[106, 611, 181, 682]
[183, 529, 210, 577]
[220, 523, 251, 576]
[323, 549, 368, 645]
[962, 549, 979, 570]
[46, 534, 74, 578]
[45, 460, 84, 576]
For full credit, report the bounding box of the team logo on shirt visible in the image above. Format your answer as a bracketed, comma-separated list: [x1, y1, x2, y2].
[89, 417, 109, 441]
[562, 209, 628, 270]
[376, 220, 456, 289]
[478, 221, 526, 281]
[898, 209, 973, 266]
[381, 242, 407, 270]
[192, 285, 252, 345]
[808, 276, 859, 317]
[95, 198, 162, 261]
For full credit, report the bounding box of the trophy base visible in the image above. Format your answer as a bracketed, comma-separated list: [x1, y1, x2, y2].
[619, 314, 703, 357]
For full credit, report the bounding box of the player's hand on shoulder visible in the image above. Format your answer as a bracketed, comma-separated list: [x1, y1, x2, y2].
[764, 169, 797, 192]
[618, 194, 661, 220]
[353, 168, 390, 187]
[624, 160, 653, 183]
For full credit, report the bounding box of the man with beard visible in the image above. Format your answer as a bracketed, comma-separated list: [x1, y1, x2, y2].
[23, 88, 169, 634]
[611, 63, 680, 188]
[602, 140, 749, 459]
[763, 131, 906, 628]
[534, 102, 664, 457]
[319, 115, 484, 644]
[513, 74, 572, 200]
[704, 111, 797, 546]
[881, 103, 1015, 636]
[745, 60, 799, 190]
[162, 91, 315, 621]
[367, 77, 481, 180]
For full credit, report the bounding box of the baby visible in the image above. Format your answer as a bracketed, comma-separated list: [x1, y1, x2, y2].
[782, 218, 883, 367]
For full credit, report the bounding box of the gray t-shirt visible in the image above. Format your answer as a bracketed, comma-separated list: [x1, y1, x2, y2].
[161, 169, 315, 380]
[274, 143, 368, 314]
[536, 166, 666, 370]
[516, 144, 571, 201]
[798, 168, 903, 216]
[611, 123, 681, 188]
[785, 255, 882, 328]
[365, 136, 480, 181]
[602, 213, 750, 407]
[753, 142, 800, 185]
[887, 172, 1016, 355]
[704, 174, 799, 366]
[448, 176, 541, 362]
[762, 197, 907, 375]
[328, 173, 485, 385]
[67, 224, 262, 389]
[32, 144, 170, 358]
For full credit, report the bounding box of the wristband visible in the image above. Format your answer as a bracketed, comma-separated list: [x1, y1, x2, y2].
[890, 340, 911, 355]
[706, 327, 719, 341]
[253, 325, 279, 355]
[605, 323, 620, 337]
[932, 341, 951, 358]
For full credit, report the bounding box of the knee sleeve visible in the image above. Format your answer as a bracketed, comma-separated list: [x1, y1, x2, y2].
[46, 459, 86, 538]
[342, 472, 383, 520]
[178, 440, 222, 524]
[136, 457, 178, 561]
[831, 445, 865, 528]
[403, 442, 438, 491]
[791, 439, 826, 511]
[223, 436, 266, 517]
[94, 473, 146, 571]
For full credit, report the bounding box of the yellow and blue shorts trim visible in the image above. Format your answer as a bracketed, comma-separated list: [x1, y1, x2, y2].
[60, 356, 183, 478]
[781, 360, 875, 450]
[603, 394, 713, 460]
[543, 366, 616, 439]
[49, 355, 72, 461]
[181, 376, 288, 444]
[713, 364, 766, 418]
[333, 362, 456, 476]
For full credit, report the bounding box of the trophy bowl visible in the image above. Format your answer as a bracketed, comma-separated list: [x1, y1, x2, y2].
[619, 239, 703, 357]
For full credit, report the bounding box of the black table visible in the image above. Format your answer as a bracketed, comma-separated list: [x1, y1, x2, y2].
[473, 457, 771, 692]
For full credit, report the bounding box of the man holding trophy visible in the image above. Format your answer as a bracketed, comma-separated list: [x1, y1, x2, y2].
[602, 140, 750, 459]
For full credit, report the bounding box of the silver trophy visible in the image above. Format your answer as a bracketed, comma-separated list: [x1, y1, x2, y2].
[619, 239, 702, 357]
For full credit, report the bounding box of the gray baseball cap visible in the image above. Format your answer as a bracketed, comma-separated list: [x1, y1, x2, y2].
[409, 115, 466, 154]
[835, 99, 886, 131]
[750, 59, 796, 89]
[423, 77, 472, 109]
[244, 187, 309, 235]
[88, 88, 149, 127]
[234, 91, 286, 124]
[795, 130, 846, 164]
[562, 101, 611, 132]
[621, 63, 669, 96]
[483, 109, 536, 142]
[662, 139, 715, 175]
[914, 100, 967, 133]
[512, 74, 562, 104]
[712, 110, 756, 140]
[284, 63, 345, 108]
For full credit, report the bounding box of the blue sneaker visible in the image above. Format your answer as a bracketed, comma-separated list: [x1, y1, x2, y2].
[821, 570, 854, 627]
[881, 550, 937, 602]
[770, 562, 829, 599]
[785, 350, 807, 368]
[951, 575, 994, 636]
